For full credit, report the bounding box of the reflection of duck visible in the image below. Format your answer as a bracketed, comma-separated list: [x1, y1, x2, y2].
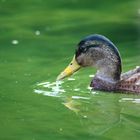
[63, 99, 80, 114]
[57, 34, 140, 93]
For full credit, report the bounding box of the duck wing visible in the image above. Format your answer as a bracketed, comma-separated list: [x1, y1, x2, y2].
[117, 66, 140, 93]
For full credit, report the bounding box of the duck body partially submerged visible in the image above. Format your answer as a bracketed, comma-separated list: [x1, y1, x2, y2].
[91, 66, 140, 93]
[57, 34, 140, 94]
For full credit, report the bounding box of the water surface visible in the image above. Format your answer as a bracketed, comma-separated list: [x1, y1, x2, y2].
[0, 0, 140, 140]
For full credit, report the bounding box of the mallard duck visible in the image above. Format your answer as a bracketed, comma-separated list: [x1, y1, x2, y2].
[57, 34, 140, 93]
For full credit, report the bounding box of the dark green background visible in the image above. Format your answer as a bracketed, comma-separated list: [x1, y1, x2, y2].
[0, 0, 140, 140]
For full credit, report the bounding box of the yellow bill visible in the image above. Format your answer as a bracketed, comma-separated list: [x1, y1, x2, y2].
[57, 56, 81, 80]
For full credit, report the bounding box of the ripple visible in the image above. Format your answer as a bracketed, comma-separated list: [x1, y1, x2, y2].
[72, 96, 90, 100]
[132, 99, 140, 103]
[34, 79, 96, 99]
[119, 98, 140, 104]
[67, 78, 75, 81]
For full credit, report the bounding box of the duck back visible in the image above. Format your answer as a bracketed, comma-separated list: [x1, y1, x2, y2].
[117, 67, 140, 93]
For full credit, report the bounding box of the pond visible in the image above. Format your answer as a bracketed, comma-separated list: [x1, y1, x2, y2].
[0, 0, 140, 140]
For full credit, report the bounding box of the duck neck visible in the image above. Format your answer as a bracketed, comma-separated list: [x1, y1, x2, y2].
[95, 58, 122, 83]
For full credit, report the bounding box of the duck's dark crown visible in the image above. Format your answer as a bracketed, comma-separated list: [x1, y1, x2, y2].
[76, 34, 121, 60]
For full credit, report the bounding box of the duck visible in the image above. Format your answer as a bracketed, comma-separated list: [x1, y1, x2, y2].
[57, 34, 140, 93]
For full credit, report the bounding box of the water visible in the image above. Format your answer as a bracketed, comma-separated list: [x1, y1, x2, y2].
[0, 0, 140, 140]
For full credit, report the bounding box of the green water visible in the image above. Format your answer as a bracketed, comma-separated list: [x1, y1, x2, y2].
[0, 0, 140, 140]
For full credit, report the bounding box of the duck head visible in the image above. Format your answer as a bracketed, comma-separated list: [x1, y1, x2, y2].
[57, 34, 122, 82]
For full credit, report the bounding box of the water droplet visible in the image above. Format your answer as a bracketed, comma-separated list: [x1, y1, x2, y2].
[83, 115, 87, 118]
[12, 40, 19, 45]
[35, 30, 40, 35]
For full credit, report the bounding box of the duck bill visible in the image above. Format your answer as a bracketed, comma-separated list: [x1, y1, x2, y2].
[57, 56, 81, 81]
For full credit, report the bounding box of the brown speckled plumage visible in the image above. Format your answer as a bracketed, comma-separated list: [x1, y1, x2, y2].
[117, 67, 140, 93]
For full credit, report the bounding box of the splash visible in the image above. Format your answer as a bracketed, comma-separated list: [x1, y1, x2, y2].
[34, 81, 65, 97]
[34, 79, 99, 114]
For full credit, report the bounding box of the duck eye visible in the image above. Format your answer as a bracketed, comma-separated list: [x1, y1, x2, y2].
[79, 46, 87, 52]
[75, 46, 87, 57]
